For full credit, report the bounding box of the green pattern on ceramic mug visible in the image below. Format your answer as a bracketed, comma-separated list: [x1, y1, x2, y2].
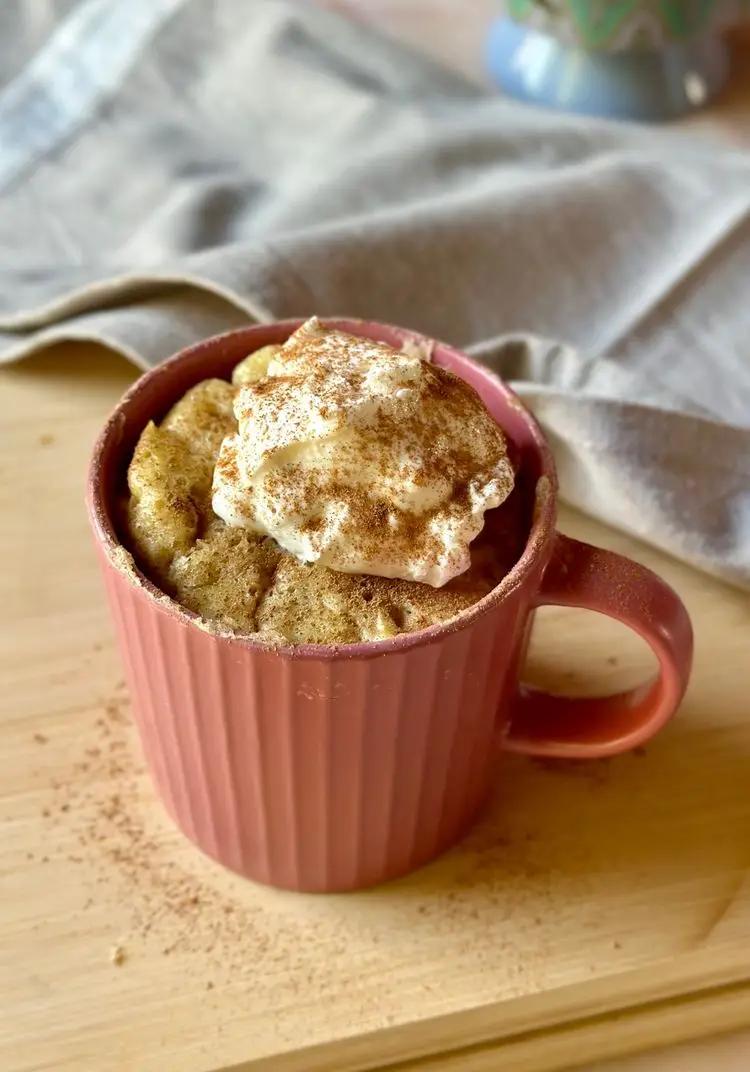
[506, 0, 743, 50]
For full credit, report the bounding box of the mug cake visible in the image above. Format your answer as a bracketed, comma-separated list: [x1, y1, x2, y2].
[124, 318, 525, 645]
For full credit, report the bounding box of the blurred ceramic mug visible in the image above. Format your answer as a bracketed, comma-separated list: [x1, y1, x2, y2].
[489, 0, 749, 117]
[87, 319, 693, 893]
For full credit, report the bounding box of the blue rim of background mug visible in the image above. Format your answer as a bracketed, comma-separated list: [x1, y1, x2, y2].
[486, 16, 732, 119]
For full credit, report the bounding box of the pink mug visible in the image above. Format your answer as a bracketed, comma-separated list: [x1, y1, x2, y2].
[87, 319, 693, 893]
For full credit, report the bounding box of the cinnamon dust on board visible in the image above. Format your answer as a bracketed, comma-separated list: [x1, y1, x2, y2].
[33, 671, 575, 1000]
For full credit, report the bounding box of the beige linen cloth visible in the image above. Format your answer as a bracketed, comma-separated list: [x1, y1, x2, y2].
[1, 0, 748, 587]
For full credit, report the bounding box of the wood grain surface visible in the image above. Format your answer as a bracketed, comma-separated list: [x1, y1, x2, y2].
[1, 343, 749, 1071]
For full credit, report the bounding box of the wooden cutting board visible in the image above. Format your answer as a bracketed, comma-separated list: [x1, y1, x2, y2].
[2, 344, 750, 1072]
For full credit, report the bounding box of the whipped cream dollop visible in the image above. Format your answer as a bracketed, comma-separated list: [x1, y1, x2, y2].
[212, 318, 514, 586]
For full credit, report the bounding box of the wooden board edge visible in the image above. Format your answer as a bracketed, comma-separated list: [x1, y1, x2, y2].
[226, 948, 750, 1072]
[381, 975, 750, 1072]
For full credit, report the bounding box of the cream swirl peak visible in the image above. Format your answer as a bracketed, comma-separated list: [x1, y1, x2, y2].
[211, 318, 514, 586]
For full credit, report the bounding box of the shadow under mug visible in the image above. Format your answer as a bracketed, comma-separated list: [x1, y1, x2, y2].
[87, 319, 693, 893]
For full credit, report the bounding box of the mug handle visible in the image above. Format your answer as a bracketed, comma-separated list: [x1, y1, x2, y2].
[505, 533, 694, 759]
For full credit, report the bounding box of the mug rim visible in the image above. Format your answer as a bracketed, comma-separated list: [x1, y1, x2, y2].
[87, 318, 558, 660]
